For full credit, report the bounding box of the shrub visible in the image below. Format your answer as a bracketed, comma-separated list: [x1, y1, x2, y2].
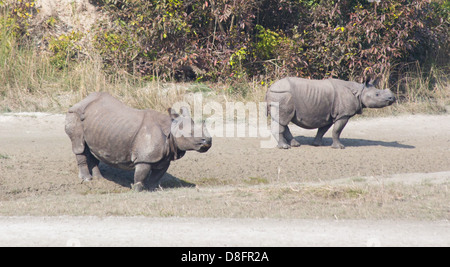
[48, 31, 83, 69]
[91, 0, 447, 86]
[92, 26, 139, 73]
[0, 0, 36, 40]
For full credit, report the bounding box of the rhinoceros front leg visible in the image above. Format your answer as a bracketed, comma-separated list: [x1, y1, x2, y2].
[132, 163, 170, 192]
[132, 163, 151, 192]
[331, 117, 349, 149]
[147, 164, 170, 191]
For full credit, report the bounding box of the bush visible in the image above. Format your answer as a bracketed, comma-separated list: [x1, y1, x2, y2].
[92, 26, 139, 73]
[0, 0, 36, 38]
[5, 0, 447, 91]
[90, 0, 447, 86]
[93, 0, 257, 80]
[255, 0, 449, 82]
[48, 31, 83, 69]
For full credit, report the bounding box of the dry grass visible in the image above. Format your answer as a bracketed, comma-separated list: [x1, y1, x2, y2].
[0, 33, 268, 114]
[1, 179, 448, 220]
[0, 52, 447, 116]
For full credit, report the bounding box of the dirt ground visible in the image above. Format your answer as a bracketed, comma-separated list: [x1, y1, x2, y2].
[0, 112, 449, 246]
[1, 112, 449, 193]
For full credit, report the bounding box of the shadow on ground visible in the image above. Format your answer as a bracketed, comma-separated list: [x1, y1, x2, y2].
[98, 163, 195, 190]
[294, 136, 415, 149]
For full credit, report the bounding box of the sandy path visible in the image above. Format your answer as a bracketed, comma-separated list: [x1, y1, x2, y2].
[0, 216, 448, 247]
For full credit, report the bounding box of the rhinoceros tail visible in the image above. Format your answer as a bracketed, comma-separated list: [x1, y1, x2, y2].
[265, 92, 270, 117]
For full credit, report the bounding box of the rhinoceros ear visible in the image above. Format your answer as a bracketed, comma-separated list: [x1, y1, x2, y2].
[179, 106, 191, 118]
[168, 108, 179, 120]
[371, 76, 381, 86]
[364, 75, 372, 86]
[364, 76, 381, 87]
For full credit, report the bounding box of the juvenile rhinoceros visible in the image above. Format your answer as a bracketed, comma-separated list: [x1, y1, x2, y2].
[266, 77, 395, 149]
[65, 92, 212, 191]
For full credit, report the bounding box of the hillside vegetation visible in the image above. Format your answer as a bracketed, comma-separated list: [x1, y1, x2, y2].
[0, 0, 448, 113]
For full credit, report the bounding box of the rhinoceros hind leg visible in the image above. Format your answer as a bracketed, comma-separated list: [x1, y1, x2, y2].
[267, 91, 295, 149]
[312, 124, 332, 146]
[74, 145, 106, 182]
[290, 139, 301, 147]
[284, 126, 301, 147]
[268, 106, 294, 149]
[66, 112, 93, 181]
[86, 152, 105, 180]
[76, 154, 93, 182]
[272, 124, 291, 149]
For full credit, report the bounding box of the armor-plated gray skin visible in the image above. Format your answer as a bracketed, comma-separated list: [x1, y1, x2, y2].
[65, 92, 212, 192]
[266, 77, 395, 149]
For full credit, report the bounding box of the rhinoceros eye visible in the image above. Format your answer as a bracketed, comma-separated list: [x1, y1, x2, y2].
[375, 93, 379, 97]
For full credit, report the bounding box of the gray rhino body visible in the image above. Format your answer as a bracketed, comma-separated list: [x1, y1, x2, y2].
[65, 92, 212, 191]
[266, 77, 395, 149]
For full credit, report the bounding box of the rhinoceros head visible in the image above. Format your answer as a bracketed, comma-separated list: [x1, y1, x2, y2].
[168, 107, 212, 153]
[361, 77, 396, 108]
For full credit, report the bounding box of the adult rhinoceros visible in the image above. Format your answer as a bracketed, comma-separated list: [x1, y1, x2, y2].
[266, 77, 395, 149]
[65, 92, 212, 191]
